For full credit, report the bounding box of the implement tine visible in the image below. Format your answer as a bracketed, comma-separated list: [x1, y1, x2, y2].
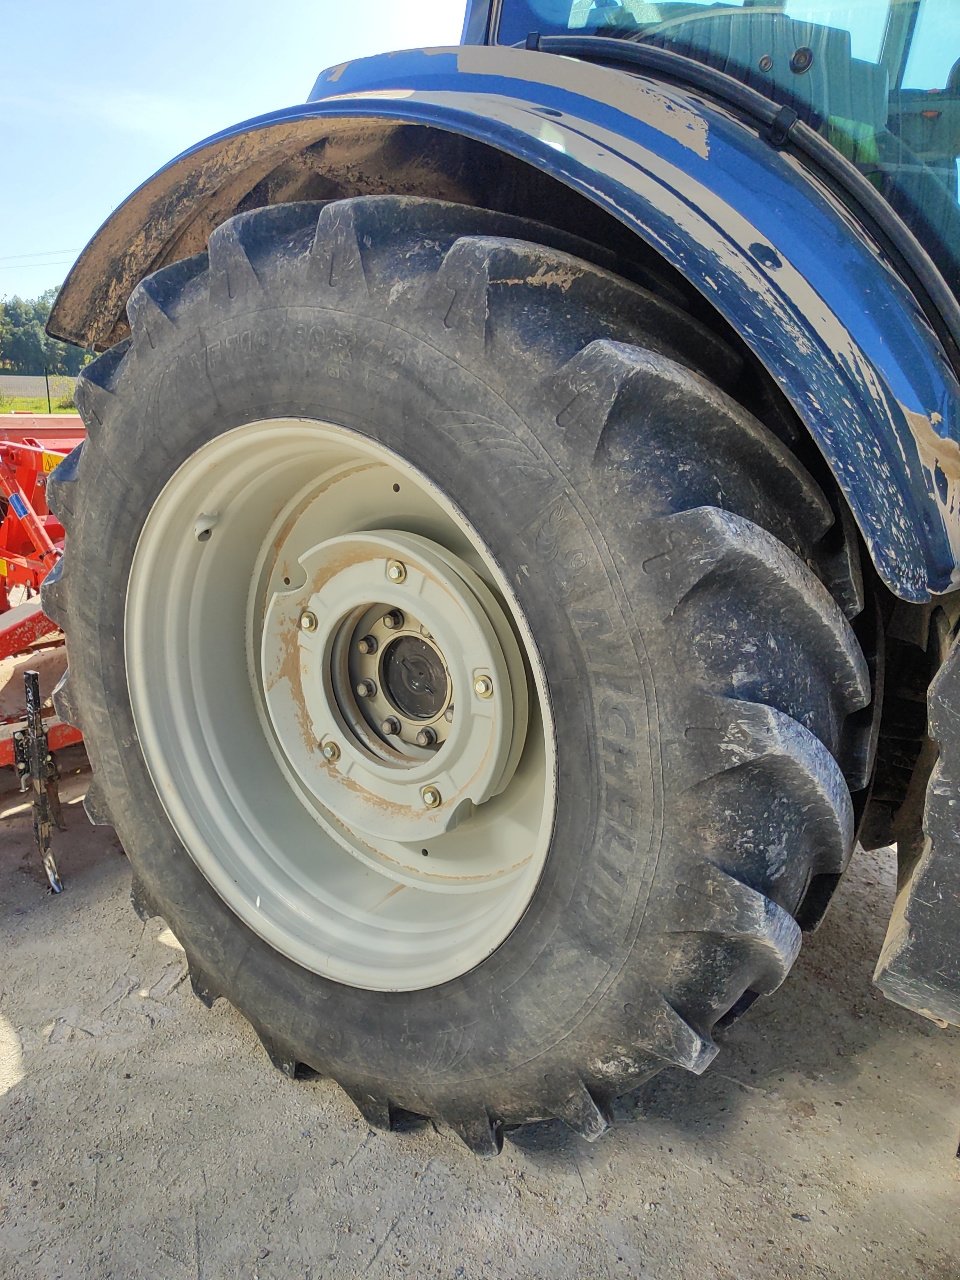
[24, 669, 64, 893]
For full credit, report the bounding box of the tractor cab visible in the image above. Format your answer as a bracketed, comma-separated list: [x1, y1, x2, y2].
[491, 0, 960, 295]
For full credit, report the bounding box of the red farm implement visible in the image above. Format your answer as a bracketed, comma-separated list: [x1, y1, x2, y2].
[1, 414, 87, 890]
[0, 414, 82, 650]
[1, 415, 85, 772]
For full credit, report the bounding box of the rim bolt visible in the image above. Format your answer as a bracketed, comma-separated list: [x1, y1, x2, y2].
[415, 727, 437, 748]
[356, 680, 377, 699]
[386, 559, 407, 584]
[381, 717, 401, 736]
[474, 675, 493, 699]
[321, 740, 341, 762]
[444, 706, 454, 723]
[382, 610, 404, 630]
[299, 610, 319, 633]
[421, 785, 442, 809]
[357, 635, 378, 655]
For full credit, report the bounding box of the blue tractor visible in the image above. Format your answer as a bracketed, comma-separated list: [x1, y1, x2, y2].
[46, 0, 960, 1153]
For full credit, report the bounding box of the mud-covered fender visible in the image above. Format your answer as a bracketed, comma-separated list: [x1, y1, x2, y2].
[50, 45, 960, 602]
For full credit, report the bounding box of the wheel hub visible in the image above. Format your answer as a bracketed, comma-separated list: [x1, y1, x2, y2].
[379, 632, 447, 723]
[345, 608, 453, 753]
[261, 530, 528, 843]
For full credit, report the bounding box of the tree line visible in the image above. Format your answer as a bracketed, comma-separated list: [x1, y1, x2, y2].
[0, 288, 92, 376]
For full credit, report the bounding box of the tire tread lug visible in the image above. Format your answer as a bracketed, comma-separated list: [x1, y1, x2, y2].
[638, 995, 718, 1075]
[130, 875, 162, 922]
[82, 777, 114, 828]
[444, 1107, 504, 1157]
[552, 1078, 612, 1141]
[341, 1084, 394, 1132]
[208, 220, 262, 303]
[186, 960, 220, 1009]
[666, 863, 802, 995]
[310, 202, 369, 297]
[74, 340, 129, 432]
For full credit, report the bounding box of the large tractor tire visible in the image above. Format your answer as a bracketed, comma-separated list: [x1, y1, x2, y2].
[45, 197, 875, 1153]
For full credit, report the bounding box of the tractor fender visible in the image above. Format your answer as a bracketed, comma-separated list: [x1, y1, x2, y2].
[49, 45, 960, 603]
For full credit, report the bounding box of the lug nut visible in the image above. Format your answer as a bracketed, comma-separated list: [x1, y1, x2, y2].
[415, 727, 437, 748]
[382, 610, 404, 630]
[444, 706, 454, 723]
[386, 559, 407, 584]
[381, 717, 401, 736]
[357, 635, 378, 655]
[321, 740, 341, 762]
[421, 785, 442, 809]
[299, 610, 319, 632]
[356, 680, 377, 699]
[473, 675, 493, 699]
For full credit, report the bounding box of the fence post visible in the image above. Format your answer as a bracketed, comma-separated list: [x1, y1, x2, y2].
[43, 366, 51, 414]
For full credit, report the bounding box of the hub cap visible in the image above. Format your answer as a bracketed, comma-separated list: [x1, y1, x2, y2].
[125, 419, 556, 990]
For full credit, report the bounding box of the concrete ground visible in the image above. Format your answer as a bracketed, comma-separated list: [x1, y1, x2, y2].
[2, 694, 959, 1277]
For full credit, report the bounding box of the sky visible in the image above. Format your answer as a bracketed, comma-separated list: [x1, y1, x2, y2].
[1, 0, 467, 300]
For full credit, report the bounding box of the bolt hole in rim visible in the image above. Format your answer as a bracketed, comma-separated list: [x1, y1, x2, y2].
[125, 419, 556, 990]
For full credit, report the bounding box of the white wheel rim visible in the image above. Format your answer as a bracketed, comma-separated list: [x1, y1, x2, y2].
[125, 419, 556, 990]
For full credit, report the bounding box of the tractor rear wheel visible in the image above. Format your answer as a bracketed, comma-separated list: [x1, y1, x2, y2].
[45, 197, 874, 1152]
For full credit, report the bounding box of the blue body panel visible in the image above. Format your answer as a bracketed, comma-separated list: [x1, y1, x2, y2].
[50, 46, 960, 601]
